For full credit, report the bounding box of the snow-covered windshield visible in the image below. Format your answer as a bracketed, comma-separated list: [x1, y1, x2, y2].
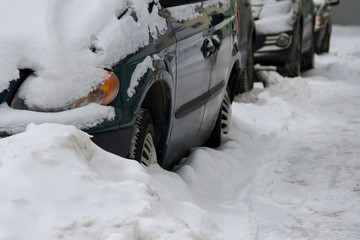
[0, 0, 167, 110]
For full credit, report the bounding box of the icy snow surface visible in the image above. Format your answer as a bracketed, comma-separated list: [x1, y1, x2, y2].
[1, 26, 360, 239]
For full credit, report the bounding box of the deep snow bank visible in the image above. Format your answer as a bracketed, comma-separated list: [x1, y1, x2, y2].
[1, 25, 360, 240]
[0, 123, 218, 240]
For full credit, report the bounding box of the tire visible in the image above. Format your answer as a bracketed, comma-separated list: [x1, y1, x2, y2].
[278, 26, 301, 77]
[220, 90, 232, 134]
[205, 91, 232, 148]
[301, 35, 315, 71]
[237, 41, 255, 94]
[301, 19, 315, 71]
[129, 108, 157, 166]
[320, 22, 331, 53]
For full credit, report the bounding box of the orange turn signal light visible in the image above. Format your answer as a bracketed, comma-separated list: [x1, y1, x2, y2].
[316, 16, 322, 24]
[101, 72, 120, 105]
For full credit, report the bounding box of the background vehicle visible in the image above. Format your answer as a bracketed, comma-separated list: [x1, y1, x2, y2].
[234, 0, 256, 94]
[252, 0, 315, 77]
[0, 0, 245, 170]
[313, 0, 340, 54]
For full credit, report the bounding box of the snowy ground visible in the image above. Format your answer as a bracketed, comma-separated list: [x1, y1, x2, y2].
[1, 25, 360, 240]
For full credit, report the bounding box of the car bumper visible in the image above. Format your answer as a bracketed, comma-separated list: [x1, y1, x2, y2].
[254, 31, 296, 67]
[90, 125, 134, 157]
[0, 102, 134, 157]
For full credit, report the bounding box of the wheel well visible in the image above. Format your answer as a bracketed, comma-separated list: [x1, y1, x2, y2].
[227, 60, 241, 102]
[140, 81, 171, 157]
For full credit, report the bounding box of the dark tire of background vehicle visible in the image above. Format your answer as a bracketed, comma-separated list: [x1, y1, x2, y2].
[320, 21, 331, 53]
[301, 22, 315, 71]
[128, 108, 157, 166]
[237, 41, 255, 94]
[277, 26, 302, 77]
[205, 91, 231, 148]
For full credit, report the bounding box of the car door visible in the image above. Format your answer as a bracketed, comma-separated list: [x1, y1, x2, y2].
[163, 3, 213, 165]
[200, 1, 233, 139]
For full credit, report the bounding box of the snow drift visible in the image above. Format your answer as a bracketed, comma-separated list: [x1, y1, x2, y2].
[0, 123, 219, 240]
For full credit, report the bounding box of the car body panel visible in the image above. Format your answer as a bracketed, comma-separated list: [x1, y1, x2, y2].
[0, 0, 246, 169]
[252, 0, 315, 68]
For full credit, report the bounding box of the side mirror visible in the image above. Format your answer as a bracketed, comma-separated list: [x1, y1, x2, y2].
[329, 0, 340, 6]
[160, 0, 204, 8]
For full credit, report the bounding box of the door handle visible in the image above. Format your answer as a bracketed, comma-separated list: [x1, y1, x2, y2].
[211, 34, 221, 50]
[201, 37, 216, 59]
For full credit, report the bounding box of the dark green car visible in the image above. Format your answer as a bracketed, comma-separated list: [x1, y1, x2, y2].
[0, 0, 252, 170]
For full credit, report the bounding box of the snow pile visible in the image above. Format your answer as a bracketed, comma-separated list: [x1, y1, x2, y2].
[1, 24, 359, 240]
[0, 123, 218, 240]
[254, 0, 294, 34]
[0, 0, 167, 110]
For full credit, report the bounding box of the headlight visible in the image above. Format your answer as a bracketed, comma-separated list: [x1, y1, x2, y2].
[276, 33, 291, 48]
[11, 71, 120, 112]
[71, 71, 120, 109]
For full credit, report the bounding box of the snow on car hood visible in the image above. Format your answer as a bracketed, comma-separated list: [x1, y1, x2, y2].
[253, 0, 294, 34]
[0, 0, 167, 110]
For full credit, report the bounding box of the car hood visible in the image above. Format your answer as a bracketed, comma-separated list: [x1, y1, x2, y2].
[0, 0, 167, 111]
[252, 1, 294, 34]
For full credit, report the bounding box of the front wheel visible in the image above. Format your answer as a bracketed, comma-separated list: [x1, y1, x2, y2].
[278, 27, 301, 77]
[301, 36, 315, 71]
[205, 91, 232, 148]
[129, 108, 157, 166]
[320, 22, 331, 53]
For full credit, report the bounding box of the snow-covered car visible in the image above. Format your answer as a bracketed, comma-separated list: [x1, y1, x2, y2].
[313, 0, 340, 54]
[0, 0, 249, 170]
[252, 0, 315, 77]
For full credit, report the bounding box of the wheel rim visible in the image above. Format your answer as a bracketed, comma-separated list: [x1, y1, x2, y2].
[141, 132, 157, 166]
[221, 92, 232, 134]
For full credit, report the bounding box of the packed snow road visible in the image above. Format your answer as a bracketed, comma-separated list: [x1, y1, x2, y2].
[0, 26, 359, 240]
